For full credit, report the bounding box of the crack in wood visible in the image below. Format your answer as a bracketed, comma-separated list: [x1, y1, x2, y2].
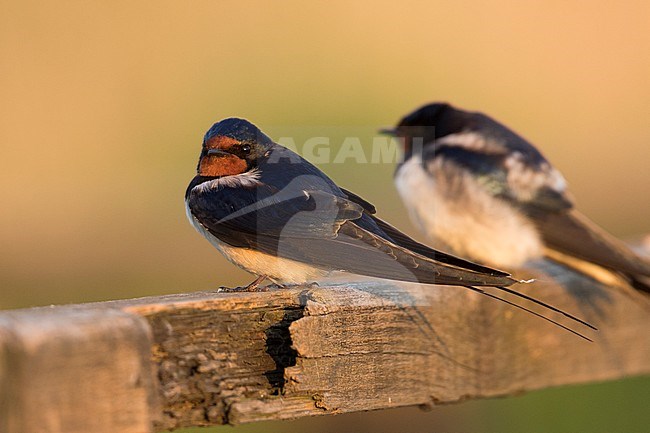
[263, 307, 304, 392]
[139, 295, 309, 430]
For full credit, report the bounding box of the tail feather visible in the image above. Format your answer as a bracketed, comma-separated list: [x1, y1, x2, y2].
[341, 223, 596, 339]
[465, 286, 594, 342]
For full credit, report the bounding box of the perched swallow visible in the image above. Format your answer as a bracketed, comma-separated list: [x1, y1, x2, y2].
[385, 102, 650, 294]
[185, 117, 595, 339]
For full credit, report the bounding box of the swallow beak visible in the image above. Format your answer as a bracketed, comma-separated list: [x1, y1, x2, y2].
[379, 127, 398, 136]
[207, 148, 231, 156]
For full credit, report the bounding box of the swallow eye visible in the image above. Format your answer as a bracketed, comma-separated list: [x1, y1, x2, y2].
[241, 144, 251, 154]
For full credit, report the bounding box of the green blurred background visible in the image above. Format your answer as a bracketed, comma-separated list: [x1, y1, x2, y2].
[1, 1, 649, 432]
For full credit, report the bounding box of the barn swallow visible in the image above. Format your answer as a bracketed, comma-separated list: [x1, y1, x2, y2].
[384, 102, 650, 294]
[185, 117, 596, 340]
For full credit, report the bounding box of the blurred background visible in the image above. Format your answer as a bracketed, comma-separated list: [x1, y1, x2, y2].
[1, 1, 649, 432]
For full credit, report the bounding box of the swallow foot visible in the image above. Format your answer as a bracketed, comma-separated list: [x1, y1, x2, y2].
[217, 275, 269, 292]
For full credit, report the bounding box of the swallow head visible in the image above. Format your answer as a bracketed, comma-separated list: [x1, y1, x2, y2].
[382, 103, 468, 158]
[197, 118, 274, 178]
[385, 103, 518, 163]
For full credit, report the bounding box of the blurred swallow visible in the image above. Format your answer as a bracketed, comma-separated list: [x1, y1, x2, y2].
[185, 117, 595, 340]
[384, 102, 650, 294]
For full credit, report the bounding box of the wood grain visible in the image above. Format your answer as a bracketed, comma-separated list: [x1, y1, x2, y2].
[0, 259, 649, 432]
[0, 307, 157, 433]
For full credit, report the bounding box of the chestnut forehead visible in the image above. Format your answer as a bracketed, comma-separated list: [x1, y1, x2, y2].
[205, 135, 241, 150]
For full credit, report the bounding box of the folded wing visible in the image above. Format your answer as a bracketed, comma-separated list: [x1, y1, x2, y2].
[187, 183, 517, 287]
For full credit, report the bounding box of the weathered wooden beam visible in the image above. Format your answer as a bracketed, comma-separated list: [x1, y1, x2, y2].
[0, 308, 158, 433]
[1, 259, 649, 433]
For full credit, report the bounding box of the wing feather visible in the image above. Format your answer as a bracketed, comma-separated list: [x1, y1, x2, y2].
[187, 183, 516, 286]
[528, 208, 650, 279]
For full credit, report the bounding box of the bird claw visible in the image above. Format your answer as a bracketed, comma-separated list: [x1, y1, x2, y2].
[215, 285, 269, 293]
[217, 275, 269, 292]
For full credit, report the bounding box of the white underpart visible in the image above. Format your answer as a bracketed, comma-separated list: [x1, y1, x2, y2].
[194, 168, 263, 193]
[395, 154, 543, 268]
[185, 189, 331, 285]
